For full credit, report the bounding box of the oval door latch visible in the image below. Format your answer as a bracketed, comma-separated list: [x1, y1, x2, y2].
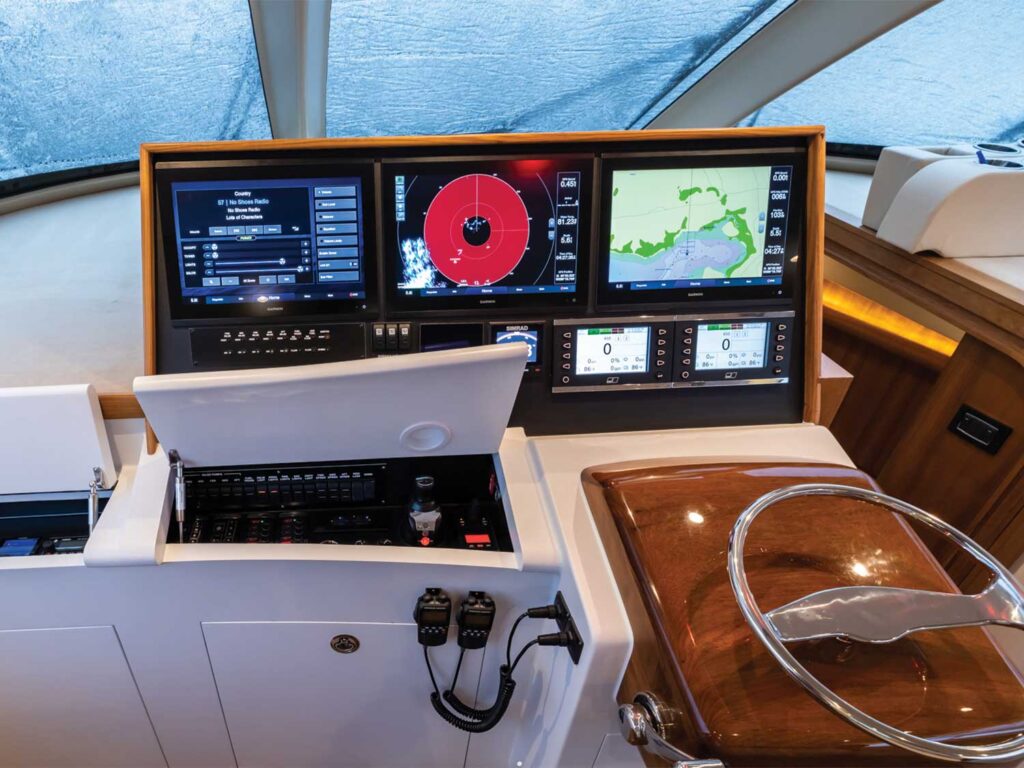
[330, 634, 360, 654]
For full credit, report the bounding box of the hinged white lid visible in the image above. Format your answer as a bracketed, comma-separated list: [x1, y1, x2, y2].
[0, 384, 118, 495]
[133, 344, 528, 467]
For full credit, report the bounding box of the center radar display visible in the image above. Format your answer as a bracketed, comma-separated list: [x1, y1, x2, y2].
[386, 158, 589, 310]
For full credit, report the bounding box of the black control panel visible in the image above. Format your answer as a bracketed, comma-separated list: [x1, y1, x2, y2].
[551, 312, 794, 392]
[189, 323, 366, 370]
[168, 455, 512, 551]
[152, 136, 810, 435]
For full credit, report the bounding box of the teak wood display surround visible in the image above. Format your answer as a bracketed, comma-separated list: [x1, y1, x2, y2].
[139, 127, 826, 451]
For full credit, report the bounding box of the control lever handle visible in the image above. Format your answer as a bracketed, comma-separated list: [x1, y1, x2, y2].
[618, 693, 723, 768]
[87, 467, 103, 533]
[168, 450, 186, 544]
[408, 475, 442, 547]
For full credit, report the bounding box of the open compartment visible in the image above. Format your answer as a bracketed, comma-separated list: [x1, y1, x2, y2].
[166, 453, 511, 550]
[0, 384, 119, 559]
[0, 492, 111, 556]
[135, 344, 529, 554]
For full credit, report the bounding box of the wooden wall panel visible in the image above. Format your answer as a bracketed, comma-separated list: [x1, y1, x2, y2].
[878, 335, 1024, 580]
[822, 326, 944, 477]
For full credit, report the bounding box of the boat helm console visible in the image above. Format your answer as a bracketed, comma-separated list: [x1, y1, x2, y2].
[35, 127, 1009, 768]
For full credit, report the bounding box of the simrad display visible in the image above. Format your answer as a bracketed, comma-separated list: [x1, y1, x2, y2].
[157, 164, 375, 320]
[597, 154, 805, 307]
[492, 323, 541, 364]
[694, 322, 769, 370]
[385, 158, 589, 311]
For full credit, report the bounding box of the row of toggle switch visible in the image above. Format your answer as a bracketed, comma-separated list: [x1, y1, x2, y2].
[186, 512, 309, 543]
[372, 323, 413, 353]
[185, 468, 381, 512]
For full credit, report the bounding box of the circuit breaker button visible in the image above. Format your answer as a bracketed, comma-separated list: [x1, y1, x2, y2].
[372, 324, 387, 353]
[398, 324, 412, 351]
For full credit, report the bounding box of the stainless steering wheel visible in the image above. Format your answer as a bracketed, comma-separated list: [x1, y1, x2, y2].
[728, 483, 1024, 764]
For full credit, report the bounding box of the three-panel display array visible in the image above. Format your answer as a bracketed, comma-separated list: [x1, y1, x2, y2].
[158, 152, 804, 322]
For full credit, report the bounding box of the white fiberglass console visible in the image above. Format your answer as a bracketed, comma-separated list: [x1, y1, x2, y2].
[0, 128, 844, 767]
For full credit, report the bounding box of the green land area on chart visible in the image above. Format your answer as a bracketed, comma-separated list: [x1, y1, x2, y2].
[608, 166, 771, 283]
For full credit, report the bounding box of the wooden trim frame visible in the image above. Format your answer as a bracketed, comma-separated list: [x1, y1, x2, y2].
[803, 131, 826, 423]
[139, 145, 159, 451]
[98, 393, 144, 420]
[136, 127, 826, 445]
[139, 126, 823, 155]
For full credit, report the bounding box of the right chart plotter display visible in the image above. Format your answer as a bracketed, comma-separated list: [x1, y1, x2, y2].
[597, 152, 805, 307]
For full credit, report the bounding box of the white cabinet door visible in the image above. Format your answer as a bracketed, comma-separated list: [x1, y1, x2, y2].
[204, 621, 480, 768]
[0, 626, 165, 767]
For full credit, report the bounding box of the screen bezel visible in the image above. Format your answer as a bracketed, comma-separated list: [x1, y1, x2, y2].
[595, 150, 807, 310]
[154, 160, 378, 322]
[381, 155, 591, 316]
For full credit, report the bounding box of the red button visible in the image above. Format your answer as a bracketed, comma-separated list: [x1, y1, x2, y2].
[419, 536, 432, 547]
[465, 534, 491, 545]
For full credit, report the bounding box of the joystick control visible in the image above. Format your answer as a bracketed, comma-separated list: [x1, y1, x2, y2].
[408, 475, 442, 547]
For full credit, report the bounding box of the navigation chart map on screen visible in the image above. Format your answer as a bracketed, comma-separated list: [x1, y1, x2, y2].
[607, 165, 792, 290]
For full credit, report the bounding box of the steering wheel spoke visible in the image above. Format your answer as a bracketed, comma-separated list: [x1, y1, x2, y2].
[767, 582, 1024, 644]
[729, 483, 1024, 763]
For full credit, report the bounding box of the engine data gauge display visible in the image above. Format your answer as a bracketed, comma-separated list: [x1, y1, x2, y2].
[575, 326, 650, 376]
[385, 157, 590, 311]
[695, 322, 769, 370]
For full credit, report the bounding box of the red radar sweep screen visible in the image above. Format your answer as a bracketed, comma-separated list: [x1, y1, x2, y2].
[387, 158, 589, 310]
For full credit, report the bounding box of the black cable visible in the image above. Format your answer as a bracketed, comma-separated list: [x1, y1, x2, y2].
[445, 638, 540, 720]
[430, 667, 517, 733]
[425, 602, 563, 733]
[510, 638, 539, 675]
[443, 688, 486, 719]
[505, 611, 528, 667]
[450, 647, 465, 691]
[423, 646, 441, 698]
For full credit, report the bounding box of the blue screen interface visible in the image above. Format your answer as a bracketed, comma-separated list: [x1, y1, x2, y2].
[492, 324, 540, 364]
[170, 178, 366, 307]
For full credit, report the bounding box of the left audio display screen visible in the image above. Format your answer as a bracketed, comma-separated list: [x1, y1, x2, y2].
[162, 173, 374, 320]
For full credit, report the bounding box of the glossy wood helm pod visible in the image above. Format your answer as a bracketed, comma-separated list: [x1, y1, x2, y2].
[585, 463, 1024, 766]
